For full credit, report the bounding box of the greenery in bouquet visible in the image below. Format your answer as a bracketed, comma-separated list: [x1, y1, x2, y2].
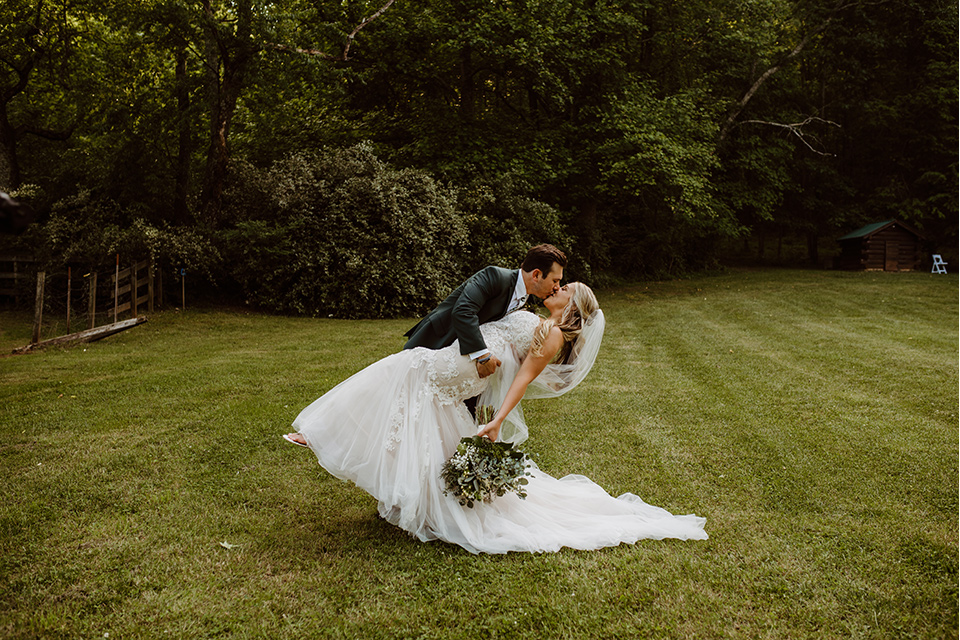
[440, 407, 531, 508]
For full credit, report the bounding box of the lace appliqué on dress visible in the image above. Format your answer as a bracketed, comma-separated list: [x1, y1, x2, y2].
[423, 348, 486, 406]
[384, 390, 422, 451]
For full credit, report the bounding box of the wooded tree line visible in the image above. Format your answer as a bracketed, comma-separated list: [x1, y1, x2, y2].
[1, 0, 956, 316]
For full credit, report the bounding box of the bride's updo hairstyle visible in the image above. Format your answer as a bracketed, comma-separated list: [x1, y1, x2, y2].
[531, 282, 600, 363]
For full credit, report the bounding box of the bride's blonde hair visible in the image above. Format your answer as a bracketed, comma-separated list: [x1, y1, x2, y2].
[530, 282, 600, 363]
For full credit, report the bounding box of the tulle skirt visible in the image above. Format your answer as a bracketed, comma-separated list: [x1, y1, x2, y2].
[292, 347, 707, 554]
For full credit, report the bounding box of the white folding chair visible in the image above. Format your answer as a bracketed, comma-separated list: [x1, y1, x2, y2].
[931, 254, 947, 274]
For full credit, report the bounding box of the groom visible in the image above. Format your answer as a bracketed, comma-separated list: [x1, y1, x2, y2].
[403, 244, 567, 379]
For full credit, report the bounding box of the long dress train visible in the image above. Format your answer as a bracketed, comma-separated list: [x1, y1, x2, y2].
[292, 310, 707, 554]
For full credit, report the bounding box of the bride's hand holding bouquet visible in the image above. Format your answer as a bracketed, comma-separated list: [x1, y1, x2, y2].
[476, 405, 503, 442]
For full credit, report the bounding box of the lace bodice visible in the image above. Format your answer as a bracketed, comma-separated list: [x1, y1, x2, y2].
[479, 310, 541, 361]
[418, 311, 542, 406]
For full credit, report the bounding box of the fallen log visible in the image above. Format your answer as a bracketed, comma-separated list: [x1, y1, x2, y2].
[12, 317, 148, 354]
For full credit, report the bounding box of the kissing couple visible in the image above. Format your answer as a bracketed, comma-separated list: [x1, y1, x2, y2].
[284, 244, 707, 554]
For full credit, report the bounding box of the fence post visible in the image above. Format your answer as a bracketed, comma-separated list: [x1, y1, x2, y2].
[181, 269, 185, 310]
[113, 254, 119, 324]
[148, 261, 155, 313]
[88, 271, 97, 329]
[13, 257, 19, 307]
[131, 261, 138, 318]
[66, 267, 72, 334]
[32, 271, 45, 344]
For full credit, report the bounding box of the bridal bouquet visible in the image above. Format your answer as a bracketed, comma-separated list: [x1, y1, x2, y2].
[440, 407, 531, 508]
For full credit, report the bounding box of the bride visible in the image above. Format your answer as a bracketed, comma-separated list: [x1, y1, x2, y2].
[284, 282, 707, 554]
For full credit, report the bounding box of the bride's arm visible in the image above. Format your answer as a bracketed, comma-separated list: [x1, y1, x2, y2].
[477, 326, 563, 442]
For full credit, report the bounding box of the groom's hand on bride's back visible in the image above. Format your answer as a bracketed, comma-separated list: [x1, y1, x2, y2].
[476, 356, 501, 379]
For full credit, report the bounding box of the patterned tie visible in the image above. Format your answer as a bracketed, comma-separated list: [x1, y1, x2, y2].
[507, 295, 527, 314]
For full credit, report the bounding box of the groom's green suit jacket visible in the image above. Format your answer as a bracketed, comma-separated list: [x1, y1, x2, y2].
[403, 266, 518, 356]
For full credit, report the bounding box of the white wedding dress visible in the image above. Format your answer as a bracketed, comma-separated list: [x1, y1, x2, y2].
[292, 310, 707, 554]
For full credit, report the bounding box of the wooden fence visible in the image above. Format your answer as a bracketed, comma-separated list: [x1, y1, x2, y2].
[2, 256, 165, 348]
[109, 258, 155, 321]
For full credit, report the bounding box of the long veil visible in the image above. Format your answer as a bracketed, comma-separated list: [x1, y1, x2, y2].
[477, 309, 605, 444]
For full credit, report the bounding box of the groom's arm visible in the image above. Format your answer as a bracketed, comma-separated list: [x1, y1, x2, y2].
[451, 266, 503, 357]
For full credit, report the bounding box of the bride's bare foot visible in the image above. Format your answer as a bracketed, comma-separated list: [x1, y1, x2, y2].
[282, 433, 309, 448]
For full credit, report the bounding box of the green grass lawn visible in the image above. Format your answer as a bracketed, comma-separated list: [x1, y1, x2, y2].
[0, 269, 956, 639]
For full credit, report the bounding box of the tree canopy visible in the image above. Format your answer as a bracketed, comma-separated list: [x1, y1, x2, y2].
[1, 0, 956, 315]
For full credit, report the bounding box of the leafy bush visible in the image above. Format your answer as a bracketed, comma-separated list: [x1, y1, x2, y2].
[38, 191, 220, 277]
[42, 191, 126, 269]
[220, 143, 471, 319]
[21, 146, 577, 316]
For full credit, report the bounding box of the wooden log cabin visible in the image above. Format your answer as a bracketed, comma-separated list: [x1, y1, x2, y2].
[836, 220, 927, 271]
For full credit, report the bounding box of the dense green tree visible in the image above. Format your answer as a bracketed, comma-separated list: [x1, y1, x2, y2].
[322, 0, 747, 277]
[0, 0, 86, 192]
[822, 0, 958, 238]
[1, 0, 954, 297]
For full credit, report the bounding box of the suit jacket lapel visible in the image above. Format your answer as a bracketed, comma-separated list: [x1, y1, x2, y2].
[497, 270, 521, 318]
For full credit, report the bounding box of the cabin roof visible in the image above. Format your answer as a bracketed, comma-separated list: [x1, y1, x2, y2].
[837, 219, 926, 242]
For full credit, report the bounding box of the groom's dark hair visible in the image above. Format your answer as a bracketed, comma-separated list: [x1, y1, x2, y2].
[522, 244, 567, 275]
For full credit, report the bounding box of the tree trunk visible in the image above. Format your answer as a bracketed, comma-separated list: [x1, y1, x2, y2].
[807, 231, 819, 266]
[0, 108, 19, 191]
[459, 46, 475, 122]
[0, 4, 41, 193]
[199, 0, 254, 227]
[579, 200, 599, 270]
[173, 46, 191, 224]
[200, 34, 229, 226]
